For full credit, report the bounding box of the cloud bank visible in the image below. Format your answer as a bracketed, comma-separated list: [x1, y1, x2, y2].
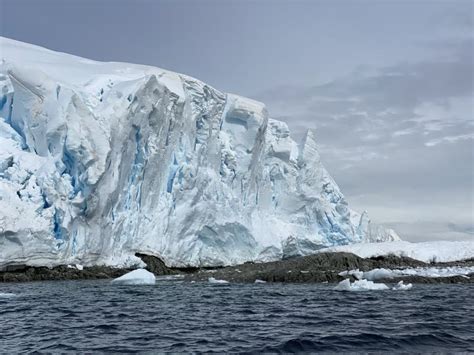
[257, 37, 473, 241]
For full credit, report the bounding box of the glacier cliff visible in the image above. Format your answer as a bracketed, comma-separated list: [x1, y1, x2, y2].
[0, 37, 399, 269]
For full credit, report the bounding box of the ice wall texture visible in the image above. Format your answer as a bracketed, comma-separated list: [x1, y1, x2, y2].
[0, 37, 399, 269]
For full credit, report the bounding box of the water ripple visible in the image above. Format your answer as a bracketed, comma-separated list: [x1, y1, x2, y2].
[0, 281, 473, 352]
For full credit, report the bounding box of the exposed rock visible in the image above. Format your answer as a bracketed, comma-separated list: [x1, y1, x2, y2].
[1, 252, 472, 283]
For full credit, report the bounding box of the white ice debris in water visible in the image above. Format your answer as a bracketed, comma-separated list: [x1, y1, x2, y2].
[0, 292, 17, 298]
[334, 279, 389, 291]
[0, 36, 399, 270]
[392, 281, 412, 291]
[320, 240, 474, 263]
[254, 279, 267, 283]
[75, 264, 84, 271]
[340, 266, 474, 281]
[208, 277, 229, 284]
[111, 269, 156, 285]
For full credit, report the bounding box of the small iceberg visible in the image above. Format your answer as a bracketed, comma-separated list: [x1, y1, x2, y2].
[392, 280, 413, 290]
[111, 269, 156, 285]
[208, 277, 229, 284]
[335, 279, 389, 291]
[254, 279, 266, 284]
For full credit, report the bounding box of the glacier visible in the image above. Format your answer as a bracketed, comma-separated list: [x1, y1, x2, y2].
[0, 37, 399, 270]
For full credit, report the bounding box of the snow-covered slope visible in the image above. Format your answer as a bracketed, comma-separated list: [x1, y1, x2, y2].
[0, 37, 399, 269]
[319, 241, 474, 263]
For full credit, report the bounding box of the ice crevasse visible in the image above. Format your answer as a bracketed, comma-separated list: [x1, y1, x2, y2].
[0, 37, 400, 270]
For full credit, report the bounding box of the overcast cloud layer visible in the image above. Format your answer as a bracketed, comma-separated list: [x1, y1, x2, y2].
[1, 0, 473, 241]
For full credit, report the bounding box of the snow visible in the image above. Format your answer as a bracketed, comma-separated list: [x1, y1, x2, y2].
[392, 281, 412, 291]
[340, 266, 474, 281]
[155, 275, 185, 281]
[338, 269, 365, 280]
[111, 269, 156, 285]
[320, 240, 474, 263]
[0, 36, 398, 270]
[334, 279, 389, 291]
[68, 264, 84, 270]
[361, 268, 397, 281]
[208, 277, 229, 284]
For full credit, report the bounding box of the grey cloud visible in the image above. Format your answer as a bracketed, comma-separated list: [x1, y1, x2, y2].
[1, 0, 472, 242]
[385, 222, 473, 242]
[256, 37, 474, 242]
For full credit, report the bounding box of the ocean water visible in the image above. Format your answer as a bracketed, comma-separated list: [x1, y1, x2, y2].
[1, 279, 473, 353]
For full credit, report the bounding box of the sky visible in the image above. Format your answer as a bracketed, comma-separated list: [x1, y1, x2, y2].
[1, 0, 473, 242]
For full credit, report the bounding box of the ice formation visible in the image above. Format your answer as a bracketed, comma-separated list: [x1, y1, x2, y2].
[320, 241, 474, 263]
[339, 266, 474, 281]
[111, 269, 156, 285]
[0, 37, 399, 270]
[208, 277, 229, 284]
[334, 279, 389, 291]
[392, 281, 412, 291]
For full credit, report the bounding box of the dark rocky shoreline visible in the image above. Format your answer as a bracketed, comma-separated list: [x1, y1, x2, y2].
[1, 252, 473, 284]
[182, 252, 474, 284]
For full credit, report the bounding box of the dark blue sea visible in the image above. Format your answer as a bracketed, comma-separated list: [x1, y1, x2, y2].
[1, 279, 473, 353]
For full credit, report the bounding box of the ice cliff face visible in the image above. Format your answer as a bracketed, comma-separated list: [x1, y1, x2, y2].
[0, 37, 399, 269]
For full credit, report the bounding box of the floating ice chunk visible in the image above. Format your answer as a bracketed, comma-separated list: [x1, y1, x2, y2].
[392, 280, 412, 290]
[254, 279, 266, 283]
[0, 292, 17, 298]
[335, 279, 389, 291]
[208, 277, 229, 284]
[111, 269, 156, 285]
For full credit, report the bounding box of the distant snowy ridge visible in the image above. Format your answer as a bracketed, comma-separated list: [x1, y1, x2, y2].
[320, 240, 474, 263]
[0, 37, 398, 270]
